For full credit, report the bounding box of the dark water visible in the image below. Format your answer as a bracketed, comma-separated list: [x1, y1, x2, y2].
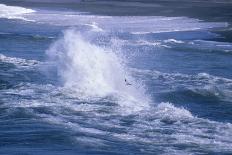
[0, 1, 232, 155]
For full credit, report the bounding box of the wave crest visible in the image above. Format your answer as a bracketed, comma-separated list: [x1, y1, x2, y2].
[0, 3, 35, 20]
[0, 54, 39, 67]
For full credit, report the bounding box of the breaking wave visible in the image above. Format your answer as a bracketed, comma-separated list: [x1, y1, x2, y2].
[132, 68, 232, 102]
[0, 3, 35, 20]
[46, 29, 150, 112]
[0, 54, 40, 67]
[2, 81, 232, 154]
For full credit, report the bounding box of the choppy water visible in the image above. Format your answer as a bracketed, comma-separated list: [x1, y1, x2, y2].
[0, 3, 232, 155]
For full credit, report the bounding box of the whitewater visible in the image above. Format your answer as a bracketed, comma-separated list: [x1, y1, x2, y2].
[0, 3, 232, 155]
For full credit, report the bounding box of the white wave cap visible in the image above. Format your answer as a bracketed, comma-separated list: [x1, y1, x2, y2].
[0, 3, 35, 20]
[0, 54, 39, 67]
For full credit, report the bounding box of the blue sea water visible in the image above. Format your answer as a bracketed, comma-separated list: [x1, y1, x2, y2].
[0, 3, 232, 155]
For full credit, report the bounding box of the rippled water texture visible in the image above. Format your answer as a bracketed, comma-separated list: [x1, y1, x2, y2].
[0, 2, 232, 155]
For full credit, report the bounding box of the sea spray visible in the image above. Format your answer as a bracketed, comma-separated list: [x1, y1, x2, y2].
[46, 29, 150, 112]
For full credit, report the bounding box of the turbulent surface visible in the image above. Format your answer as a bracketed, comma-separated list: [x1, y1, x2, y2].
[0, 3, 232, 155]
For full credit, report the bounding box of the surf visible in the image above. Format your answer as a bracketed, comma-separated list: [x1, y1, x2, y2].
[46, 29, 150, 113]
[0, 3, 35, 20]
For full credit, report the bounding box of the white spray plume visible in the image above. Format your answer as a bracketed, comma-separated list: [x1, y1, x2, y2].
[46, 29, 150, 112]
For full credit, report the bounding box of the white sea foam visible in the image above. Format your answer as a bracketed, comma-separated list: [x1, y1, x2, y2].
[135, 40, 162, 47]
[0, 54, 39, 67]
[189, 40, 232, 53]
[113, 102, 232, 153]
[19, 8, 227, 34]
[46, 29, 150, 113]
[131, 68, 232, 102]
[0, 4, 35, 20]
[1, 4, 231, 154]
[155, 102, 194, 122]
[0, 4, 226, 35]
[2, 81, 232, 154]
[84, 22, 104, 32]
[164, 39, 184, 44]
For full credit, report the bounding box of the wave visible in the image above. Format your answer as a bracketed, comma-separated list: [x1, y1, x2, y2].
[165, 39, 232, 54]
[46, 29, 150, 113]
[123, 39, 183, 48]
[132, 68, 232, 85]
[191, 40, 232, 53]
[2, 81, 232, 154]
[113, 102, 232, 154]
[0, 3, 35, 20]
[0, 54, 40, 68]
[0, 32, 55, 41]
[131, 69, 232, 102]
[84, 22, 104, 32]
[12, 8, 227, 34]
[164, 39, 184, 44]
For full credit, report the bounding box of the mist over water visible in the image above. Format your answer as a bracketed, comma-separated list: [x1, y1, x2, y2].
[0, 2, 232, 155]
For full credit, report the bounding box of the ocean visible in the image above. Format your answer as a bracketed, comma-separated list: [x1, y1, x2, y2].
[0, 1, 232, 154]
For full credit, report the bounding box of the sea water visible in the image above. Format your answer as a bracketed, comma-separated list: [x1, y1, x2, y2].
[0, 2, 232, 155]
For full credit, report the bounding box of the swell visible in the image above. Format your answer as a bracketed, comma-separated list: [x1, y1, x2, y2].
[1, 81, 232, 154]
[132, 69, 232, 102]
[165, 39, 232, 55]
[0, 54, 43, 90]
[0, 5, 231, 154]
